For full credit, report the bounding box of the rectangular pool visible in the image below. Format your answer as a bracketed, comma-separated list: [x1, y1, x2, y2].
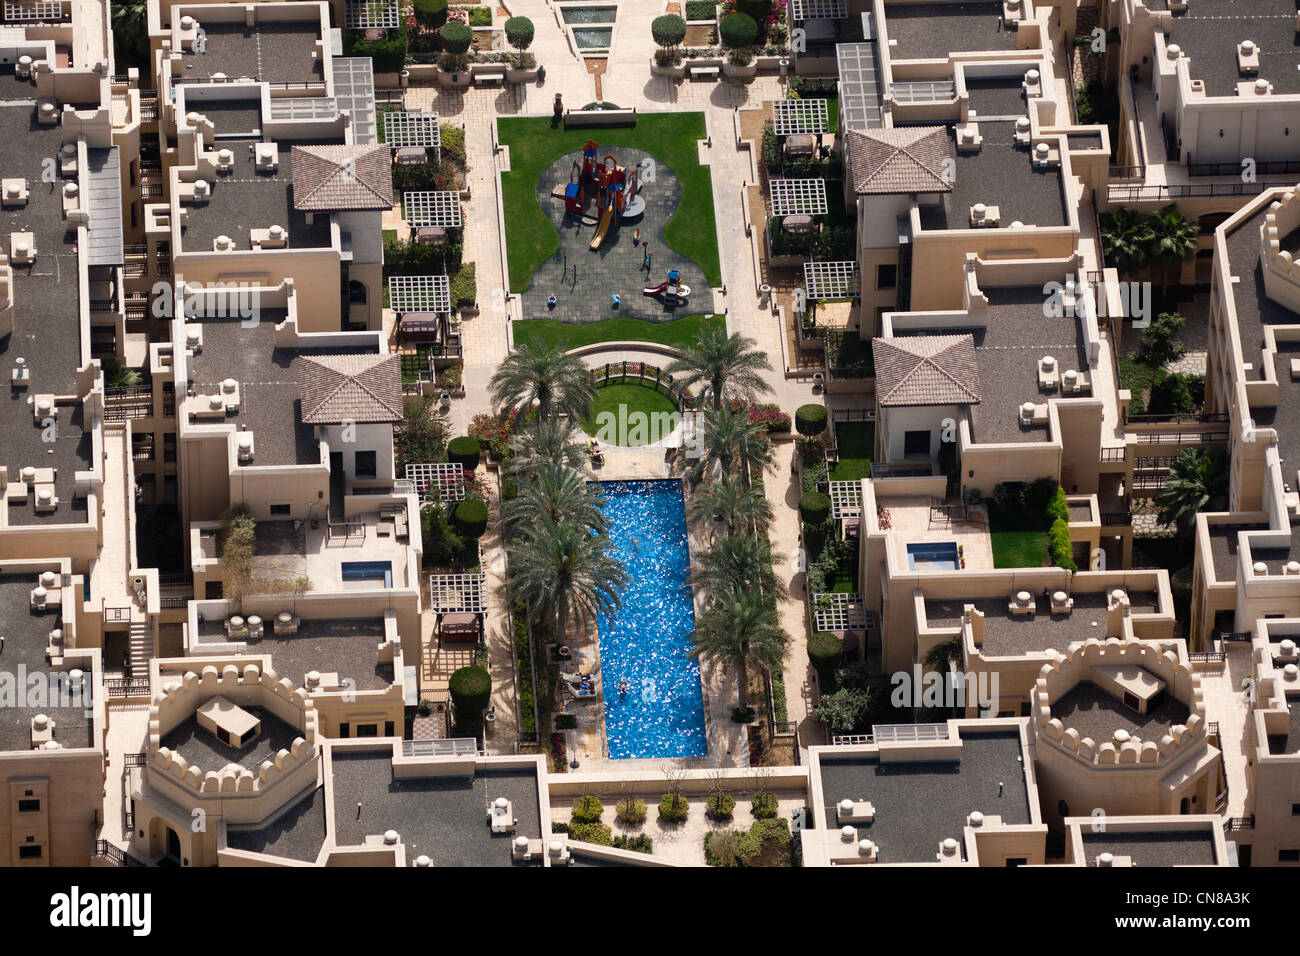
[907, 542, 959, 572]
[561, 5, 617, 24]
[340, 561, 393, 588]
[572, 26, 613, 49]
[595, 480, 707, 759]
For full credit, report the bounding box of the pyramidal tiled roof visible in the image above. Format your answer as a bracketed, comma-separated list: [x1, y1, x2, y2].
[299, 353, 403, 424]
[872, 334, 981, 406]
[846, 126, 953, 195]
[291, 144, 394, 211]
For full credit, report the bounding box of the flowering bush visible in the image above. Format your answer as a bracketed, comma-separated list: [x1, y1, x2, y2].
[728, 399, 791, 433]
[469, 413, 513, 460]
[550, 732, 568, 772]
[446, 6, 468, 23]
[460, 470, 491, 503]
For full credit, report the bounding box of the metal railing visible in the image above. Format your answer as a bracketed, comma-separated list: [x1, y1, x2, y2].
[1223, 816, 1254, 832]
[1100, 446, 1126, 463]
[1108, 180, 1295, 202]
[1189, 159, 1300, 178]
[1189, 650, 1226, 664]
[1100, 511, 1132, 526]
[831, 407, 875, 422]
[104, 606, 132, 623]
[93, 839, 146, 867]
[401, 738, 484, 756]
[1107, 164, 1146, 180]
[1132, 430, 1229, 445]
[1216, 630, 1253, 643]
[873, 722, 949, 742]
[105, 677, 151, 698]
[1126, 411, 1229, 425]
[140, 182, 163, 200]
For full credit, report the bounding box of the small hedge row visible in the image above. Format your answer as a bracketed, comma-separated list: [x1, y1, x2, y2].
[1049, 518, 1076, 571]
[447, 435, 481, 470]
[799, 490, 831, 525]
[808, 631, 842, 680]
[795, 403, 828, 437]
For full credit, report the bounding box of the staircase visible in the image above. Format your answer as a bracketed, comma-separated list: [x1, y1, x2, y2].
[127, 618, 152, 679]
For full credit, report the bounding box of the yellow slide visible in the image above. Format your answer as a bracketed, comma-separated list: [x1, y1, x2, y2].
[589, 204, 614, 250]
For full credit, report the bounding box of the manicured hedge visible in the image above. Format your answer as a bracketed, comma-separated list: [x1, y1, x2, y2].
[447, 435, 482, 470]
[453, 498, 488, 539]
[808, 630, 842, 676]
[795, 404, 828, 437]
[800, 490, 831, 525]
[504, 16, 534, 50]
[719, 11, 758, 49]
[651, 14, 687, 47]
[1049, 518, 1076, 571]
[413, 0, 448, 29]
[439, 21, 473, 54]
[448, 665, 491, 716]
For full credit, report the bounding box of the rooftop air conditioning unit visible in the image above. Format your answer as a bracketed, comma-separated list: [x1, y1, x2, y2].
[237, 432, 254, 463]
[1237, 40, 1260, 75]
[213, 234, 233, 252]
[193, 179, 211, 201]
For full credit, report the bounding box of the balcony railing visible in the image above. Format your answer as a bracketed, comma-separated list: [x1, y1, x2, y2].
[1132, 430, 1229, 445]
[1223, 816, 1254, 832]
[1100, 511, 1132, 526]
[1126, 411, 1229, 425]
[1189, 159, 1300, 178]
[1100, 446, 1126, 463]
[105, 677, 151, 698]
[1215, 630, 1252, 643]
[92, 839, 147, 867]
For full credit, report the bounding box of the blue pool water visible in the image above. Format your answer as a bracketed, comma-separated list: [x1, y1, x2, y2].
[907, 542, 959, 572]
[596, 480, 707, 759]
[561, 5, 617, 24]
[341, 561, 393, 587]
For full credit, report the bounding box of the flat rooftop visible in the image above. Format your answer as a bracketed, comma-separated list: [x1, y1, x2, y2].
[0, 70, 93, 524]
[1165, 0, 1300, 98]
[1208, 523, 1265, 582]
[1080, 829, 1217, 866]
[916, 124, 1068, 232]
[883, 2, 1021, 60]
[330, 751, 543, 866]
[159, 703, 303, 771]
[179, 138, 333, 252]
[1225, 203, 1294, 384]
[196, 614, 393, 691]
[0, 575, 94, 752]
[817, 729, 1031, 863]
[176, 20, 324, 85]
[925, 591, 1161, 656]
[225, 785, 327, 862]
[964, 77, 1031, 120]
[1051, 680, 1191, 742]
[1267, 693, 1300, 755]
[187, 316, 380, 467]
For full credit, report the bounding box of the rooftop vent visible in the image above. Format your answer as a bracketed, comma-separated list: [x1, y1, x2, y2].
[1286, 561, 1300, 575]
[213, 235, 234, 252]
[16, 55, 32, 79]
[1166, 44, 1181, 60]
[1254, 561, 1269, 576]
[1254, 78, 1272, 96]
[1237, 40, 1260, 75]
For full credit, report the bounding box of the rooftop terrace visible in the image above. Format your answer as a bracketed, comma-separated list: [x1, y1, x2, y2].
[925, 591, 1161, 656]
[1165, 0, 1300, 98]
[1051, 680, 1191, 742]
[0, 574, 94, 752]
[330, 751, 543, 866]
[817, 729, 1031, 863]
[195, 614, 394, 691]
[225, 784, 328, 862]
[159, 703, 303, 771]
[176, 20, 324, 85]
[1266, 693, 1300, 755]
[883, 2, 1021, 60]
[1079, 828, 1218, 866]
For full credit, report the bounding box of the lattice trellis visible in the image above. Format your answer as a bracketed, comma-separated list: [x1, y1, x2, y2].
[828, 480, 863, 519]
[388, 275, 451, 314]
[333, 57, 377, 144]
[404, 190, 461, 227]
[384, 112, 441, 149]
[344, 0, 398, 29]
[429, 573, 487, 614]
[769, 178, 828, 217]
[804, 260, 860, 300]
[812, 593, 871, 632]
[405, 462, 467, 504]
[791, 0, 847, 19]
[772, 98, 829, 136]
[4, 0, 64, 21]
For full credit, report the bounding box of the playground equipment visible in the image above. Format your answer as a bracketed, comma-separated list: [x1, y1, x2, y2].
[578, 142, 639, 251]
[643, 269, 690, 305]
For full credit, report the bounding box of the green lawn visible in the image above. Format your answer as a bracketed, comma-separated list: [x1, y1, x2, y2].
[582, 382, 680, 443]
[511, 313, 724, 352]
[990, 530, 1050, 569]
[828, 422, 874, 482]
[497, 114, 722, 292]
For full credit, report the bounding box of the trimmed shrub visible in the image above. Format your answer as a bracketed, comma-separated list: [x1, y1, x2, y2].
[447, 435, 481, 470]
[504, 16, 534, 50]
[685, 0, 717, 20]
[571, 794, 604, 824]
[413, 0, 448, 29]
[795, 403, 828, 437]
[799, 490, 831, 524]
[467, 6, 492, 26]
[658, 792, 689, 823]
[719, 11, 758, 49]
[452, 498, 488, 539]
[1023, 477, 1059, 516]
[735, 0, 773, 24]
[347, 31, 408, 73]
[751, 791, 779, 819]
[569, 822, 613, 845]
[1047, 485, 1070, 525]
[615, 797, 647, 826]
[1049, 518, 1076, 571]
[808, 631, 843, 677]
[612, 833, 653, 853]
[1148, 373, 1196, 416]
[706, 792, 736, 821]
[651, 14, 687, 48]
[448, 665, 491, 716]
[553, 712, 576, 730]
[439, 20, 473, 55]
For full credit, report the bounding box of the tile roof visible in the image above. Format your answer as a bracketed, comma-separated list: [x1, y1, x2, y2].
[291, 144, 394, 211]
[846, 126, 953, 195]
[299, 353, 403, 424]
[873, 334, 982, 406]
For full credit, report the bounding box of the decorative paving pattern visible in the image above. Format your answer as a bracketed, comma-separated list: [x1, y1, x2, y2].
[1164, 349, 1207, 376]
[519, 146, 714, 323]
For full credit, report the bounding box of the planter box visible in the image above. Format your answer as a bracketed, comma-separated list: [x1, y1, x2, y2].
[723, 61, 758, 80]
[437, 69, 473, 88]
[506, 67, 540, 83]
[756, 55, 787, 72]
[651, 59, 686, 78]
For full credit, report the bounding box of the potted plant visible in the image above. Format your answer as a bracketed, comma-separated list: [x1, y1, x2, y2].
[720, 12, 758, 79]
[504, 16, 538, 82]
[651, 14, 687, 77]
[436, 21, 473, 87]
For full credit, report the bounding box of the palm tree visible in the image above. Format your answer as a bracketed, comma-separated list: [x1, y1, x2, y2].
[1147, 204, 1198, 291]
[111, 0, 149, 71]
[503, 462, 607, 535]
[690, 402, 773, 484]
[1099, 206, 1154, 277]
[667, 326, 773, 411]
[687, 476, 772, 537]
[922, 635, 964, 674]
[490, 341, 594, 425]
[691, 590, 788, 711]
[505, 418, 588, 478]
[693, 534, 785, 602]
[507, 518, 628, 641]
[102, 358, 142, 389]
[1155, 447, 1228, 538]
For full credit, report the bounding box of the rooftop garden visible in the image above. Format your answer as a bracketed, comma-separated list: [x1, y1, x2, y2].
[511, 313, 725, 352]
[826, 420, 873, 483]
[987, 479, 1072, 571]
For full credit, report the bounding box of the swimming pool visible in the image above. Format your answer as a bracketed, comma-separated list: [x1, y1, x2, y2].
[595, 480, 707, 759]
[907, 542, 959, 572]
[340, 561, 393, 588]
